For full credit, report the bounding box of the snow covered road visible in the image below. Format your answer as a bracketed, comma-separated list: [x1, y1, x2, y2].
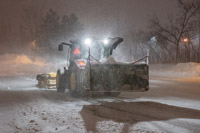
[0, 75, 200, 133]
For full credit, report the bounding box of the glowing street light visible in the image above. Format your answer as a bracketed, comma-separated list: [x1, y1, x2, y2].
[183, 38, 189, 43]
[31, 40, 36, 49]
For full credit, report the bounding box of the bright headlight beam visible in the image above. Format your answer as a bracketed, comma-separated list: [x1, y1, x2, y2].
[84, 38, 92, 46]
[103, 39, 109, 45]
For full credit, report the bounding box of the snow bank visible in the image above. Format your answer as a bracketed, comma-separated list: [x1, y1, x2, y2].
[172, 62, 200, 76]
[150, 62, 200, 78]
[0, 54, 65, 76]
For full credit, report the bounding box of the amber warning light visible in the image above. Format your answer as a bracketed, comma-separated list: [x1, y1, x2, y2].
[78, 61, 86, 66]
[74, 47, 81, 55]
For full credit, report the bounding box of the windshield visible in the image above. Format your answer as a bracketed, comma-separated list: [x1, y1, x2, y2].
[71, 42, 102, 61]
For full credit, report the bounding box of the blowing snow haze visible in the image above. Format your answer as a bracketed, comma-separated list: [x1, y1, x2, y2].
[1, 1, 200, 132]
[0, 0, 178, 55]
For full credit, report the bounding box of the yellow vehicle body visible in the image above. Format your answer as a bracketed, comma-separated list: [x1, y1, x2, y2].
[36, 72, 57, 89]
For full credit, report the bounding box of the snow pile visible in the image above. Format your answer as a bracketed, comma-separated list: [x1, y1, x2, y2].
[0, 54, 64, 76]
[150, 62, 200, 78]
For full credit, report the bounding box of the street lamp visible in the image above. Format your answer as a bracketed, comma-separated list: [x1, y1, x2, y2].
[31, 40, 36, 49]
[183, 38, 190, 62]
[183, 38, 189, 43]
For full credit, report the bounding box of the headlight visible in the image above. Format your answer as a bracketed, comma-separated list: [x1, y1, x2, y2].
[103, 39, 109, 45]
[84, 38, 92, 46]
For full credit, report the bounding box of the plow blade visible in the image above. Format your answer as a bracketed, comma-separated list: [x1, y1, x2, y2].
[90, 63, 149, 92]
[36, 73, 57, 89]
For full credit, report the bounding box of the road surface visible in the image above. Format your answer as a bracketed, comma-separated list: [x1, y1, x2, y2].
[0, 76, 200, 133]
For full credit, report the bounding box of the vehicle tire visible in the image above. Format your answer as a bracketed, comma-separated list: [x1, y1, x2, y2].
[37, 80, 46, 88]
[56, 68, 68, 92]
[36, 74, 48, 88]
[68, 66, 86, 98]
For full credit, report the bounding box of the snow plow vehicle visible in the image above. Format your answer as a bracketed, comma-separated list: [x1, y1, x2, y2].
[57, 37, 149, 97]
[36, 72, 57, 88]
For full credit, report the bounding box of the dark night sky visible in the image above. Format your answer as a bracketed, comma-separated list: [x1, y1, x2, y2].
[0, 0, 178, 35]
[0, 0, 179, 54]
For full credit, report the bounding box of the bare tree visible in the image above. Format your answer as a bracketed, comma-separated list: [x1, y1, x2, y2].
[127, 30, 164, 63]
[190, 0, 200, 62]
[148, 0, 199, 63]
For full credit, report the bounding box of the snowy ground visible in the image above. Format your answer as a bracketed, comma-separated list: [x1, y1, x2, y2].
[0, 60, 200, 132]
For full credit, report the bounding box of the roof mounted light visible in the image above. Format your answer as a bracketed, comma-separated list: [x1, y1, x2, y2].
[84, 38, 92, 46]
[103, 39, 109, 45]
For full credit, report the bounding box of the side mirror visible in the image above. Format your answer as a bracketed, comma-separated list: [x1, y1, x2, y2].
[58, 44, 63, 51]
